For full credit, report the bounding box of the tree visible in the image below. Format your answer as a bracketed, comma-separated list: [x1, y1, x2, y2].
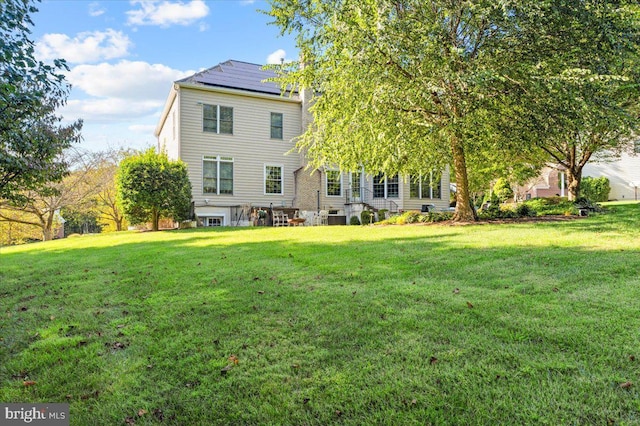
[0, 149, 103, 241]
[267, 0, 640, 218]
[0, 0, 82, 202]
[116, 149, 192, 231]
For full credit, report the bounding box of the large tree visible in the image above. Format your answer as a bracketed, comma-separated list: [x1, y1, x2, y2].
[267, 0, 640, 219]
[116, 149, 192, 232]
[504, 1, 640, 200]
[0, 0, 82, 202]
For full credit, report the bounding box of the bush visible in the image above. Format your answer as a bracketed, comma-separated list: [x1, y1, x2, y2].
[522, 197, 577, 216]
[361, 210, 372, 225]
[349, 215, 361, 225]
[377, 209, 388, 221]
[580, 176, 610, 202]
[515, 203, 536, 217]
[493, 178, 514, 202]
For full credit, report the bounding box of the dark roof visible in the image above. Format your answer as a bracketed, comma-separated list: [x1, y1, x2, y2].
[177, 60, 292, 96]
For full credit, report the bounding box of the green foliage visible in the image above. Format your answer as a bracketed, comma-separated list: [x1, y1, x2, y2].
[579, 177, 611, 202]
[0, 0, 82, 202]
[360, 210, 372, 225]
[377, 209, 388, 221]
[522, 197, 578, 216]
[116, 149, 192, 231]
[493, 178, 514, 203]
[349, 215, 361, 225]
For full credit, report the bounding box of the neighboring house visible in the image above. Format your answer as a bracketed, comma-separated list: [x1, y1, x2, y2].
[517, 166, 568, 200]
[516, 141, 640, 201]
[155, 60, 450, 226]
[582, 142, 640, 201]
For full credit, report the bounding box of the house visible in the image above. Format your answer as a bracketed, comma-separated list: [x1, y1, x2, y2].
[516, 141, 640, 201]
[582, 143, 640, 201]
[154, 60, 450, 226]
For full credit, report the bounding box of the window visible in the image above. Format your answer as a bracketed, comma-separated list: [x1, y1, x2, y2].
[326, 170, 342, 196]
[203, 104, 233, 134]
[373, 173, 399, 198]
[270, 112, 283, 139]
[265, 165, 283, 195]
[199, 216, 223, 227]
[203, 156, 234, 195]
[350, 172, 362, 200]
[410, 173, 441, 199]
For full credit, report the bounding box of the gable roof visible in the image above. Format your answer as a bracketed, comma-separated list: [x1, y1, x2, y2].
[177, 59, 292, 96]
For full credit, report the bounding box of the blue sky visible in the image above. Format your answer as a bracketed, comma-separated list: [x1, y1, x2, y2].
[31, 0, 299, 151]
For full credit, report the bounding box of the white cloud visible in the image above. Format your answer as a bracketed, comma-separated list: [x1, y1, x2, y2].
[36, 29, 131, 64]
[128, 124, 157, 134]
[88, 2, 106, 17]
[68, 60, 191, 100]
[266, 49, 287, 65]
[62, 60, 193, 123]
[127, 0, 209, 27]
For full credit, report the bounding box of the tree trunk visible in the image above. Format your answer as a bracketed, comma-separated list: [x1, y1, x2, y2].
[566, 167, 581, 201]
[451, 137, 477, 222]
[151, 208, 159, 231]
[115, 216, 123, 231]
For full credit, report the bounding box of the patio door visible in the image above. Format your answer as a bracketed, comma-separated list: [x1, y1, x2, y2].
[350, 172, 363, 203]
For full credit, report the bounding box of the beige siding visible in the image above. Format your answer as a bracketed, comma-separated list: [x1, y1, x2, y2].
[399, 167, 451, 211]
[157, 93, 180, 160]
[178, 87, 302, 207]
[583, 151, 640, 200]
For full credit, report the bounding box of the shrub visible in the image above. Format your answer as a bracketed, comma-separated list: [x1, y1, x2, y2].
[515, 203, 536, 217]
[349, 215, 361, 225]
[493, 178, 514, 202]
[377, 209, 388, 221]
[361, 210, 372, 225]
[580, 176, 610, 202]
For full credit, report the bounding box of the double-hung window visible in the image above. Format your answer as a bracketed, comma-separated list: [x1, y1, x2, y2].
[203, 104, 233, 134]
[410, 173, 441, 199]
[373, 173, 399, 198]
[265, 165, 283, 195]
[270, 112, 283, 139]
[326, 170, 342, 196]
[203, 156, 234, 195]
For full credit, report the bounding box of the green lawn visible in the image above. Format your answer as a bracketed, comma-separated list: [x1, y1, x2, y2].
[1, 203, 640, 425]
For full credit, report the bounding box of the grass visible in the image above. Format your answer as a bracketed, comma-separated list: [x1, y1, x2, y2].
[1, 202, 640, 425]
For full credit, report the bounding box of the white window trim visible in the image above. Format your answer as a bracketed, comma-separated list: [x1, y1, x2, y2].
[203, 155, 234, 195]
[202, 104, 233, 135]
[264, 164, 284, 196]
[326, 170, 343, 197]
[374, 174, 400, 199]
[412, 172, 441, 199]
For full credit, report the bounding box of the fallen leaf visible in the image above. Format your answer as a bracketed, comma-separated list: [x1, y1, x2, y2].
[552, 287, 559, 292]
[253, 277, 260, 281]
[257, 291, 265, 295]
[137, 409, 148, 417]
[124, 416, 135, 425]
[429, 356, 438, 365]
[303, 398, 310, 404]
[335, 410, 343, 417]
[65, 394, 72, 400]
[221, 365, 233, 375]
[411, 399, 417, 405]
[228, 355, 239, 365]
[466, 301, 474, 309]
[630, 355, 636, 362]
[453, 288, 460, 294]
[352, 291, 357, 296]
[23, 380, 36, 387]
[620, 381, 633, 389]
